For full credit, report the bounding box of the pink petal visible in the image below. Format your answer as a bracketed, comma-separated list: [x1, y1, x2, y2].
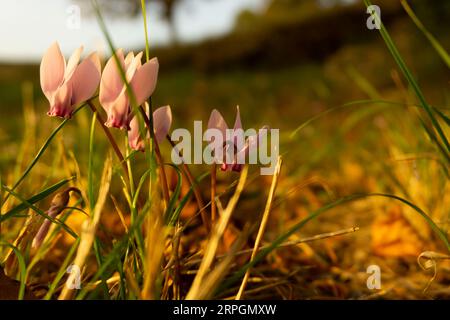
[88, 51, 101, 74]
[99, 49, 125, 112]
[231, 105, 245, 148]
[70, 52, 101, 105]
[153, 105, 172, 144]
[124, 51, 135, 67]
[207, 109, 228, 140]
[104, 91, 131, 130]
[40, 42, 66, 102]
[130, 57, 159, 106]
[125, 52, 143, 83]
[47, 82, 73, 118]
[64, 46, 83, 82]
[236, 126, 269, 159]
[233, 105, 242, 131]
[128, 116, 145, 151]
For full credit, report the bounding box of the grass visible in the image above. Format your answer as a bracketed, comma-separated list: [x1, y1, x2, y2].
[0, 0, 449, 300]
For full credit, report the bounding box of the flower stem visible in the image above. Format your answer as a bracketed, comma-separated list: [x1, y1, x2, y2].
[87, 100, 129, 179]
[167, 136, 210, 232]
[235, 156, 283, 300]
[138, 105, 170, 205]
[210, 164, 217, 223]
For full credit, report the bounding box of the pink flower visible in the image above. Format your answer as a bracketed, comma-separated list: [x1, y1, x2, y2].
[40, 42, 101, 118]
[128, 105, 172, 152]
[207, 106, 267, 172]
[99, 49, 159, 130]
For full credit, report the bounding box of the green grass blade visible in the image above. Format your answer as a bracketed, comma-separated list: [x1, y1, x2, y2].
[218, 192, 450, 293]
[164, 164, 182, 225]
[290, 99, 406, 138]
[2, 105, 85, 207]
[400, 0, 450, 68]
[91, 0, 138, 114]
[88, 112, 97, 209]
[132, 169, 151, 208]
[169, 171, 209, 227]
[363, 0, 450, 155]
[44, 237, 80, 300]
[1, 185, 78, 239]
[76, 208, 149, 300]
[140, 0, 150, 62]
[0, 241, 27, 299]
[1, 177, 74, 222]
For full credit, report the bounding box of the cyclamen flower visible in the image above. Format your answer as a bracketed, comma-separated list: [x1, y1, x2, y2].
[100, 49, 159, 130]
[128, 105, 172, 152]
[207, 106, 267, 172]
[40, 42, 101, 118]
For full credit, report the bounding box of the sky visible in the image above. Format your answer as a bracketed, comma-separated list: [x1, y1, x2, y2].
[0, 0, 269, 63]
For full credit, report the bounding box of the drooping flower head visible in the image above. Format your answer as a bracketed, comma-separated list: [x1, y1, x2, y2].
[128, 105, 172, 152]
[99, 49, 159, 130]
[40, 42, 101, 118]
[207, 106, 267, 172]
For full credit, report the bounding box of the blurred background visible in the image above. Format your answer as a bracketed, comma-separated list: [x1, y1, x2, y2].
[1, 0, 450, 298]
[1, 0, 449, 129]
[1, 0, 449, 178]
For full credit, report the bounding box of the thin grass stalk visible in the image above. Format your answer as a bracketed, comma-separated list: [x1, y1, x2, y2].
[0, 242, 26, 299]
[139, 106, 170, 205]
[186, 165, 248, 299]
[59, 155, 113, 300]
[236, 156, 282, 299]
[87, 100, 129, 179]
[400, 0, 450, 68]
[210, 164, 217, 223]
[140, 0, 150, 62]
[364, 0, 450, 155]
[184, 227, 359, 268]
[167, 137, 210, 231]
[218, 192, 450, 292]
[2, 105, 85, 206]
[141, 199, 166, 299]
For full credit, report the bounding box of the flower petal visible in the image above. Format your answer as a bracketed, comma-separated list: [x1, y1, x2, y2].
[130, 57, 159, 106]
[233, 105, 242, 131]
[237, 126, 269, 159]
[104, 91, 131, 130]
[47, 82, 73, 118]
[70, 52, 101, 105]
[99, 49, 125, 111]
[153, 105, 172, 144]
[125, 51, 143, 83]
[124, 51, 135, 67]
[88, 51, 101, 73]
[128, 116, 145, 151]
[40, 42, 66, 102]
[207, 109, 228, 140]
[64, 46, 83, 82]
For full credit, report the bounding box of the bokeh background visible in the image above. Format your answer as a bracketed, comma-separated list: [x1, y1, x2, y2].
[1, 0, 449, 144]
